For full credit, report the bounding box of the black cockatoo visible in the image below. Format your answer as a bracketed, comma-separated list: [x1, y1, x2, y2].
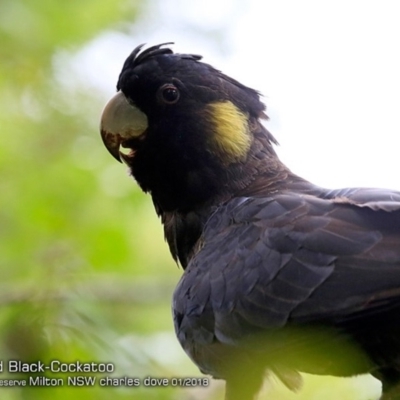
[100, 43, 400, 400]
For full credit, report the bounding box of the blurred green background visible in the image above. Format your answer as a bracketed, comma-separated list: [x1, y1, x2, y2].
[0, 1, 199, 399]
[0, 1, 384, 399]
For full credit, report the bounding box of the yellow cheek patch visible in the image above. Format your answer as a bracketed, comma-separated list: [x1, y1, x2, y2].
[206, 101, 251, 164]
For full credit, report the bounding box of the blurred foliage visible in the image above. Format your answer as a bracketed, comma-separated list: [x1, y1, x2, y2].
[0, 1, 383, 399]
[0, 1, 215, 399]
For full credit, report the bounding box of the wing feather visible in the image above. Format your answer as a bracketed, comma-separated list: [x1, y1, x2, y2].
[173, 189, 400, 378]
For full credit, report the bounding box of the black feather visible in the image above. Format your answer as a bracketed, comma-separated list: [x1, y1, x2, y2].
[105, 43, 400, 399]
